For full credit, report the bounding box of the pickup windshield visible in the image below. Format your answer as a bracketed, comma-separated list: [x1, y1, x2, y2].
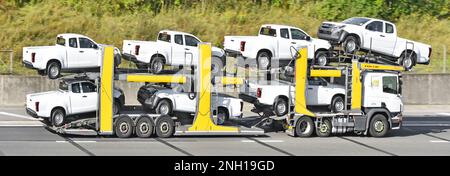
[342, 17, 370, 26]
[259, 27, 277, 37]
[56, 37, 65, 46]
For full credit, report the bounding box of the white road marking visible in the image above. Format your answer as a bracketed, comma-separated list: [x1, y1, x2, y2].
[0, 111, 38, 121]
[430, 140, 449, 143]
[241, 140, 284, 143]
[0, 121, 43, 127]
[436, 113, 450, 116]
[403, 124, 450, 127]
[55, 141, 97, 143]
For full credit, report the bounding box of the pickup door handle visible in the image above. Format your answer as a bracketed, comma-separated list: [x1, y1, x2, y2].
[79, 50, 84, 53]
[380, 35, 385, 37]
[82, 95, 87, 98]
[185, 48, 190, 51]
[291, 42, 297, 44]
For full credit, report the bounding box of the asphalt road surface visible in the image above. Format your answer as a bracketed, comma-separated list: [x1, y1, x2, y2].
[0, 105, 449, 156]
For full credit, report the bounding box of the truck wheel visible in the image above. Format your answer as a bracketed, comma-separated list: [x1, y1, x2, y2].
[156, 99, 172, 116]
[156, 115, 175, 138]
[151, 57, 164, 74]
[343, 35, 359, 54]
[216, 108, 229, 125]
[51, 109, 65, 127]
[369, 114, 389, 137]
[135, 116, 154, 138]
[114, 115, 134, 138]
[257, 51, 271, 70]
[316, 118, 332, 137]
[399, 51, 416, 71]
[331, 96, 345, 113]
[315, 51, 328, 66]
[211, 57, 224, 76]
[274, 98, 288, 116]
[295, 116, 315, 137]
[47, 61, 61, 79]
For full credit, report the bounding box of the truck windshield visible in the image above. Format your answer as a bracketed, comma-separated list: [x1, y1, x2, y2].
[382, 76, 398, 94]
[56, 37, 65, 46]
[342, 17, 370, 26]
[59, 81, 69, 91]
[259, 27, 277, 37]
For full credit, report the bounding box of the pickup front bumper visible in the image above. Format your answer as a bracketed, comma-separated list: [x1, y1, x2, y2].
[317, 26, 347, 44]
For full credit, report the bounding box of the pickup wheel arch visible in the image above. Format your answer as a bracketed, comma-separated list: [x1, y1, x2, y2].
[156, 98, 173, 116]
[314, 49, 329, 66]
[150, 54, 166, 74]
[342, 34, 361, 54]
[399, 50, 417, 70]
[215, 106, 229, 125]
[46, 59, 62, 79]
[273, 96, 289, 117]
[50, 107, 66, 127]
[256, 49, 272, 69]
[330, 94, 345, 112]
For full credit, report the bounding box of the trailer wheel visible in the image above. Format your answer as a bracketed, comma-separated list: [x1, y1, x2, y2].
[47, 61, 61, 79]
[156, 115, 175, 138]
[135, 116, 154, 138]
[274, 98, 288, 116]
[151, 57, 164, 74]
[369, 114, 389, 137]
[51, 108, 65, 127]
[295, 116, 315, 137]
[316, 118, 332, 137]
[115, 115, 134, 138]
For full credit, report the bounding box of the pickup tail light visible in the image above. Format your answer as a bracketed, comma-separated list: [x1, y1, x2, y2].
[240, 102, 244, 112]
[256, 88, 262, 98]
[35, 102, 39, 112]
[240, 41, 246, 52]
[429, 47, 432, 58]
[31, 53, 36, 63]
[135, 45, 140, 55]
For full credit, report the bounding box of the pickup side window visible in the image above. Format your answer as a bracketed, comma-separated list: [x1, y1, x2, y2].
[158, 33, 171, 43]
[385, 23, 394, 34]
[56, 37, 65, 46]
[366, 21, 383, 32]
[382, 76, 398, 94]
[291, 28, 308, 40]
[79, 38, 96, 49]
[71, 83, 81, 93]
[259, 27, 276, 37]
[81, 82, 96, 93]
[280, 28, 289, 39]
[69, 38, 78, 48]
[185, 35, 200, 47]
[174, 35, 183, 45]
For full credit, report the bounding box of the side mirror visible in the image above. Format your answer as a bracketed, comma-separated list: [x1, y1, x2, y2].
[305, 36, 311, 41]
[93, 44, 98, 49]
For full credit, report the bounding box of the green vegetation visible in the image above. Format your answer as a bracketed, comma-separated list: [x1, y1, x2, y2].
[0, 0, 448, 74]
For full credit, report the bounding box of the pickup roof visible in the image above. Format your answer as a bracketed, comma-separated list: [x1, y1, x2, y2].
[317, 17, 432, 70]
[122, 30, 226, 75]
[239, 77, 345, 116]
[22, 33, 122, 79]
[26, 79, 125, 127]
[224, 24, 332, 67]
[137, 84, 243, 124]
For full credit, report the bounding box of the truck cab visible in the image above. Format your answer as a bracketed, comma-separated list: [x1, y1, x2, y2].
[363, 72, 403, 116]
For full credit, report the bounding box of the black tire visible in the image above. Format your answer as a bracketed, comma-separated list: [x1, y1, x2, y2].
[343, 35, 359, 54]
[369, 114, 389, 137]
[113, 101, 121, 115]
[135, 116, 154, 138]
[211, 56, 224, 76]
[47, 61, 61, 79]
[156, 99, 172, 116]
[331, 96, 345, 113]
[114, 53, 122, 67]
[399, 51, 416, 71]
[295, 116, 315, 137]
[150, 57, 164, 74]
[114, 115, 134, 138]
[51, 108, 65, 127]
[155, 115, 175, 138]
[274, 98, 288, 117]
[257, 51, 271, 70]
[37, 70, 45, 76]
[216, 108, 229, 125]
[316, 118, 332, 137]
[315, 51, 328, 66]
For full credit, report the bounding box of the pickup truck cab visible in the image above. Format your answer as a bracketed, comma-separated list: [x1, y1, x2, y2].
[137, 84, 243, 124]
[26, 79, 125, 127]
[22, 34, 122, 79]
[224, 24, 332, 67]
[239, 77, 346, 116]
[317, 17, 432, 70]
[122, 30, 226, 75]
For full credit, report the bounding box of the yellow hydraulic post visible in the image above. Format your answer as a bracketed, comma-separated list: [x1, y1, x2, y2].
[99, 46, 114, 134]
[188, 43, 238, 132]
[351, 60, 362, 110]
[294, 47, 315, 117]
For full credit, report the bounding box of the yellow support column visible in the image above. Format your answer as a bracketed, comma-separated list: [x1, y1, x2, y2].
[99, 46, 114, 134]
[294, 47, 315, 117]
[351, 60, 362, 110]
[188, 43, 238, 132]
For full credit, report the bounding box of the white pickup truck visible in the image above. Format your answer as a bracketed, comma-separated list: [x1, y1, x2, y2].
[137, 84, 243, 124]
[317, 17, 432, 70]
[122, 30, 226, 74]
[224, 24, 332, 67]
[239, 77, 346, 116]
[26, 79, 125, 127]
[22, 33, 122, 79]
